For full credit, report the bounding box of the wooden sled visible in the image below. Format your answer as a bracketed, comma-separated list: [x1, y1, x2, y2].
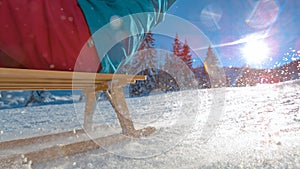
[0, 68, 155, 167]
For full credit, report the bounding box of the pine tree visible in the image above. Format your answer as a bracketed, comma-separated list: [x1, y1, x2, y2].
[137, 31, 156, 69]
[172, 33, 182, 56]
[205, 46, 220, 68]
[136, 32, 154, 70]
[204, 46, 223, 88]
[172, 34, 193, 69]
[181, 40, 193, 69]
[130, 31, 157, 97]
[139, 32, 155, 50]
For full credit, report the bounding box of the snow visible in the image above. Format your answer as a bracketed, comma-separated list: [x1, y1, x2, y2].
[0, 79, 300, 168]
[0, 90, 78, 110]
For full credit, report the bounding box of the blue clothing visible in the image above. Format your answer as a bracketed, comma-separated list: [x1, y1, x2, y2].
[77, 0, 176, 73]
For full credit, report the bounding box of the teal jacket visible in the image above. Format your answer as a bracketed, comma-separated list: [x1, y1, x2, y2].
[78, 0, 176, 73]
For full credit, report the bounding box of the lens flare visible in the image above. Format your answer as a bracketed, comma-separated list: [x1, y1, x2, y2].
[246, 0, 279, 29]
[200, 3, 223, 31]
[242, 40, 270, 65]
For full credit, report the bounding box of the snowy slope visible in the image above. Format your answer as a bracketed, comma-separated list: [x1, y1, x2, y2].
[0, 90, 80, 110]
[0, 79, 300, 168]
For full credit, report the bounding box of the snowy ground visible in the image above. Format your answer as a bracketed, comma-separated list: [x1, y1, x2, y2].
[0, 80, 300, 168]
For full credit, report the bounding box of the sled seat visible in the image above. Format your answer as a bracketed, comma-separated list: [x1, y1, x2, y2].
[0, 67, 147, 133]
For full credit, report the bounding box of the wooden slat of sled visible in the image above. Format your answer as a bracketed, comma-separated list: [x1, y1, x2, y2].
[0, 67, 147, 129]
[0, 68, 145, 81]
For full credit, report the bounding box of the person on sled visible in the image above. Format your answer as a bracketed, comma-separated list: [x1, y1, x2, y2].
[0, 0, 176, 73]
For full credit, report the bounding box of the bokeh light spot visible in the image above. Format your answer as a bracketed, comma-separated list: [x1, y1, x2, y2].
[110, 15, 122, 29]
[200, 3, 223, 31]
[246, 0, 279, 29]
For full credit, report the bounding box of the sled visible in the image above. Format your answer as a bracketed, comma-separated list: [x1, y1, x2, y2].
[0, 67, 155, 167]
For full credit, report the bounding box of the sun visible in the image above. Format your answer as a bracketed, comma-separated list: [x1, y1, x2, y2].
[242, 39, 269, 65]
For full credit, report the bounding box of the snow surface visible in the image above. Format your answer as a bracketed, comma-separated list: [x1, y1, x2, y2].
[0, 80, 300, 168]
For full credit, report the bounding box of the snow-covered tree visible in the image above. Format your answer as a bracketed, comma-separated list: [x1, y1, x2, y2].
[204, 46, 226, 88]
[204, 46, 220, 71]
[130, 32, 158, 97]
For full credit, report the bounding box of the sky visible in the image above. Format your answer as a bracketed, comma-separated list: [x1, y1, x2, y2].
[163, 0, 300, 68]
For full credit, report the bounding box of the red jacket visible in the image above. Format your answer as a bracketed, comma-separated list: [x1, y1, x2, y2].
[0, 0, 100, 72]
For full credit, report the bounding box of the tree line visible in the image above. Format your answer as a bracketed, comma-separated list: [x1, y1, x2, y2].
[129, 32, 222, 97]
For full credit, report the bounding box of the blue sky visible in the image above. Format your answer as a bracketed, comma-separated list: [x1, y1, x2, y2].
[163, 0, 300, 68]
